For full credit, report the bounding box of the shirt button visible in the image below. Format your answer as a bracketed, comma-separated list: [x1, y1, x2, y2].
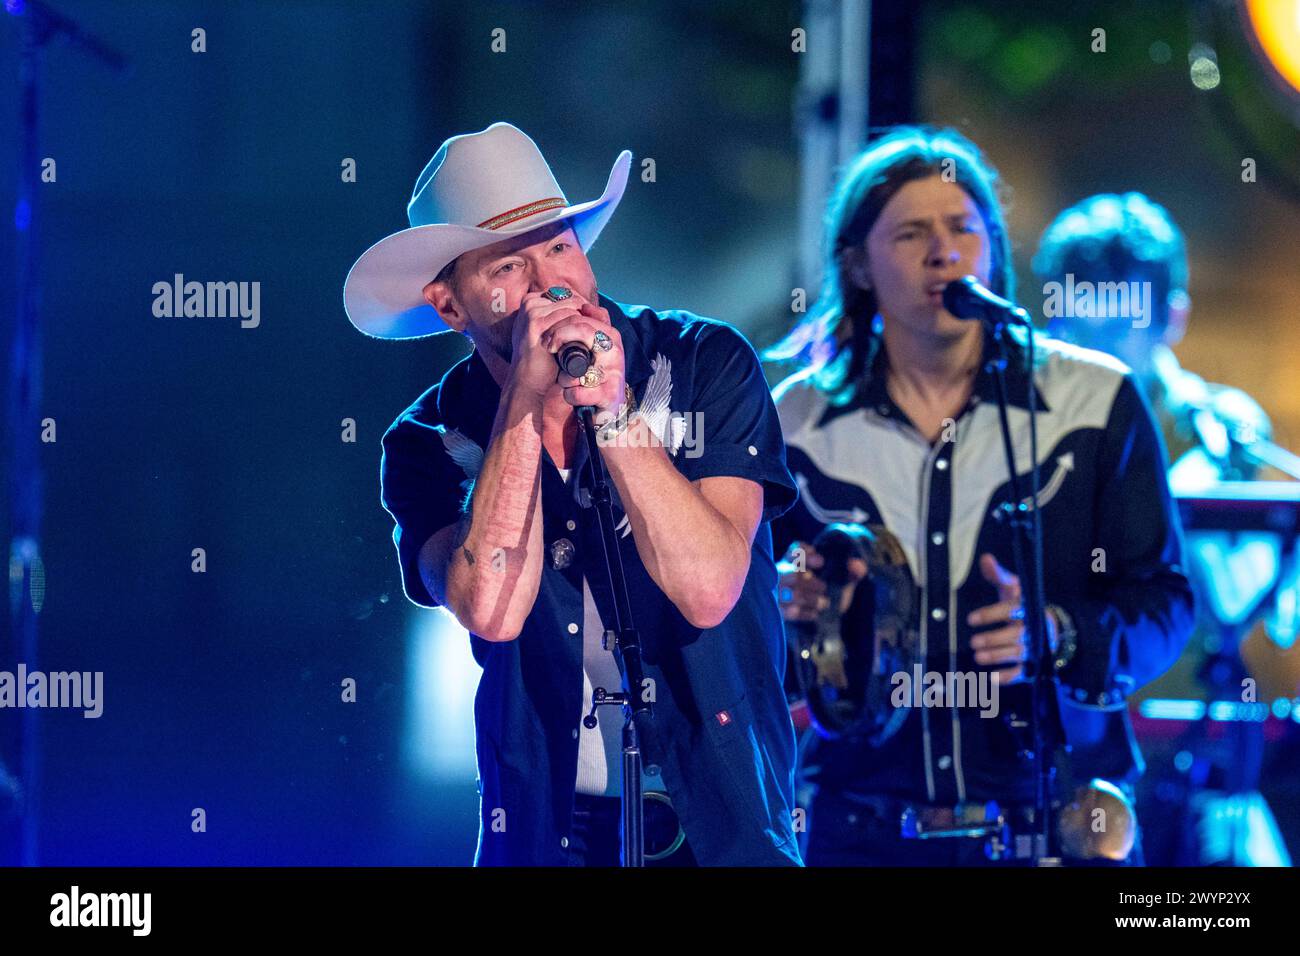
[931, 607, 947, 622]
[572, 728, 579, 739]
[931, 531, 945, 546]
[935, 458, 949, 471]
[938, 755, 952, 770]
[551, 538, 575, 570]
[747, 445, 758, 456]
[560, 836, 569, 849]
[566, 519, 576, 531]
[567, 622, 579, 635]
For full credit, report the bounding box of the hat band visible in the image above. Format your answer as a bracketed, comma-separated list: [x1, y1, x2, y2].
[476, 197, 568, 231]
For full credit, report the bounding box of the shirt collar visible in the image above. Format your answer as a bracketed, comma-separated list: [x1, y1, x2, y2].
[816, 327, 1050, 429]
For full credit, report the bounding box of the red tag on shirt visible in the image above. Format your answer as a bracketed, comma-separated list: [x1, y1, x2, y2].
[716, 710, 732, 727]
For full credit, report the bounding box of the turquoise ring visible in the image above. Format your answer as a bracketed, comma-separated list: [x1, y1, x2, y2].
[542, 286, 572, 302]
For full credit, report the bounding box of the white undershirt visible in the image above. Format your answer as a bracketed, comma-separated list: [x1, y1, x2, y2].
[556, 467, 625, 796]
[555, 467, 661, 797]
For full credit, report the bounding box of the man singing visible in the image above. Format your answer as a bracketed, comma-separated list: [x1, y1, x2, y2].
[345, 123, 801, 866]
[766, 126, 1196, 865]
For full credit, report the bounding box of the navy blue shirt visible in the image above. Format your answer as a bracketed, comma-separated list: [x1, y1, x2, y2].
[381, 294, 803, 865]
[773, 334, 1195, 805]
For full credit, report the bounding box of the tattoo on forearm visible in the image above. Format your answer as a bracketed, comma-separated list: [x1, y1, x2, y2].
[452, 511, 472, 547]
[450, 512, 476, 568]
[448, 407, 542, 632]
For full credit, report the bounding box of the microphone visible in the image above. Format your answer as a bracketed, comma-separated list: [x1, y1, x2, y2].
[942, 275, 1031, 327]
[556, 342, 594, 378]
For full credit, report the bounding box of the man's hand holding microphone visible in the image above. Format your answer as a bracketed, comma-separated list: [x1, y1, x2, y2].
[508, 285, 628, 425]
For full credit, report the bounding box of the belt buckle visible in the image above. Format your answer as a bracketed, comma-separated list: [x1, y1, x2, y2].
[900, 800, 1009, 843]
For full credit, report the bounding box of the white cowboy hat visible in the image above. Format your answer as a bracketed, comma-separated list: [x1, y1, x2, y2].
[344, 122, 632, 339]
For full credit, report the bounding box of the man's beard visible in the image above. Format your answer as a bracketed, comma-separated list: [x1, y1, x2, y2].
[485, 326, 514, 364]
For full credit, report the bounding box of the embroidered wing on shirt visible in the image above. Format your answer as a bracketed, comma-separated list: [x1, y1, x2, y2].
[638, 353, 684, 457]
[435, 425, 484, 490]
[611, 353, 683, 539]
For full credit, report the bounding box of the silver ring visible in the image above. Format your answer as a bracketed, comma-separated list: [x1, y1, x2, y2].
[592, 330, 613, 352]
[542, 286, 572, 302]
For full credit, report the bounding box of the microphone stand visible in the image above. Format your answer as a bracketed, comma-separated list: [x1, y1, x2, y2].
[982, 313, 1061, 866]
[4, 0, 127, 867]
[576, 405, 651, 866]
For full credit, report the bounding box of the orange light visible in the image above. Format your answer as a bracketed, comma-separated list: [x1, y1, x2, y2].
[1244, 0, 1300, 95]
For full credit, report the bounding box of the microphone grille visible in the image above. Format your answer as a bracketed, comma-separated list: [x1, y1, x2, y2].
[941, 277, 975, 318]
[560, 347, 591, 378]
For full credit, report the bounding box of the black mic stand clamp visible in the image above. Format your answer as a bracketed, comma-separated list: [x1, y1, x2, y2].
[576, 405, 653, 866]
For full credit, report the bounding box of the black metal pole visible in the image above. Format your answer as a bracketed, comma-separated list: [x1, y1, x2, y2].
[5, 2, 47, 869]
[577, 406, 651, 867]
[4, 0, 127, 867]
[984, 322, 1057, 864]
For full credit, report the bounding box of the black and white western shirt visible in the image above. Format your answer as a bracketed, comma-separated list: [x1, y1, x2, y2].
[771, 333, 1195, 805]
